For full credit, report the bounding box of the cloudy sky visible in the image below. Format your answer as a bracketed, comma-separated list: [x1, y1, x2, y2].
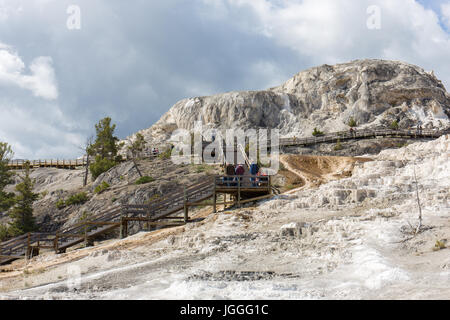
[0, 0, 449, 159]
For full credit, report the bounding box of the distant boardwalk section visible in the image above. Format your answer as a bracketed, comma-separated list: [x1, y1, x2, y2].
[7, 158, 88, 170]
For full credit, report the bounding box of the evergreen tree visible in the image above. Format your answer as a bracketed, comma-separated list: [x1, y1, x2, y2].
[8, 162, 38, 236]
[88, 117, 119, 160]
[127, 133, 147, 178]
[0, 142, 15, 213]
[87, 117, 121, 179]
[127, 133, 146, 159]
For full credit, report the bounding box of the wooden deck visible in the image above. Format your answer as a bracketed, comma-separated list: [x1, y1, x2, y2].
[0, 175, 273, 265]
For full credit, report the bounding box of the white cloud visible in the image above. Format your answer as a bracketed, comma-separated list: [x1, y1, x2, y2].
[442, 3, 450, 29]
[0, 44, 58, 100]
[0, 100, 84, 159]
[204, 0, 450, 88]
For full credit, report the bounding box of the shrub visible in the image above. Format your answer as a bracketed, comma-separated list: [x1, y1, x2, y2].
[390, 120, 399, 130]
[158, 147, 172, 160]
[94, 181, 110, 194]
[348, 117, 357, 127]
[56, 199, 66, 210]
[39, 190, 48, 200]
[135, 176, 155, 185]
[89, 156, 117, 180]
[65, 192, 89, 206]
[0, 224, 10, 241]
[433, 240, 447, 251]
[334, 139, 343, 151]
[312, 128, 324, 137]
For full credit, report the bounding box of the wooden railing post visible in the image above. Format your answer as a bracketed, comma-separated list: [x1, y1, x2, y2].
[184, 187, 189, 223]
[237, 176, 241, 208]
[26, 233, 31, 260]
[213, 178, 217, 213]
[54, 232, 59, 253]
[84, 221, 88, 247]
[120, 206, 128, 239]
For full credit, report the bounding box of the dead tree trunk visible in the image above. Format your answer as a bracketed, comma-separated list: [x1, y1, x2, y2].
[83, 154, 90, 186]
[132, 157, 142, 178]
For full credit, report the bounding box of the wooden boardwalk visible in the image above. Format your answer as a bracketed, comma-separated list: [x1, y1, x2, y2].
[276, 128, 449, 148]
[1, 127, 447, 265]
[0, 175, 272, 265]
[6, 128, 448, 170]
[7, 159, 88, 170]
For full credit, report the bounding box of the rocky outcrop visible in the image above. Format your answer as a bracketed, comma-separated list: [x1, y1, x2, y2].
[137, 59, 450, 144]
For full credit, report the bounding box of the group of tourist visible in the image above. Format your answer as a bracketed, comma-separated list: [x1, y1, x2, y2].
[222, 163, 267, 187]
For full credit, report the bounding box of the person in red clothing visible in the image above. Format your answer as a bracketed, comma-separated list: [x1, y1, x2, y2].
[235, 164, 245, 186]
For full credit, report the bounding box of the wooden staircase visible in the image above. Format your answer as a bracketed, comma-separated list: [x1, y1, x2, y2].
[0, 178, 215, 265]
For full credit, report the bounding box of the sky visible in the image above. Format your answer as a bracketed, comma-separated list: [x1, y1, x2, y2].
[0, 0, 449, 159]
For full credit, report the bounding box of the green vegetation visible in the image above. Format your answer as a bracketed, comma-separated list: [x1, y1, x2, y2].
[56, 192, 89, 210]
[128, 133, 147, 159]
[66, 192, 89, 206]
[8, 162, 38, 237]
[334, 139, 343, 151]
[135, 176, 155, 185]
[390, 120, 399, 130]
[158, 147, 173, 160]
[348, 117, 357, 127]
[89, 156, 117, 180]
[88, 117, 122, 179]
[433, 240, 447, 251]
[94, 181, 110, 194]
[56, 199, 66, 210]
[192, 164, 209, 173]
[39, 190, 48, 200]
[312, 128, 324, 137]
[0, 224, 9, 241]
[0, 142, 15, 213]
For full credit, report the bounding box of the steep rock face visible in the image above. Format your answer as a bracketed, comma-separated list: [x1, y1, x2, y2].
[139, 59, 450, 144]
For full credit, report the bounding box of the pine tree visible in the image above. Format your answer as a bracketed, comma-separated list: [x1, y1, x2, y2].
[88, 117, 120, 160]
[127, 133, 146, 178]
[127, 133, 146, 159]
[0, 142, 15, 213]
[87, 117, 121, 179]
[8, 162, 38, 236]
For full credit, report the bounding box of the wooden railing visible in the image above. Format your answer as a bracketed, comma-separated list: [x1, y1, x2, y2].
[7, 158, 88, 169]
[0, 174, 275, 265]
[275, 128, 449, 147]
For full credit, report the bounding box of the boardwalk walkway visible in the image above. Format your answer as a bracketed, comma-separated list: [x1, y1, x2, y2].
[0, 175, 272, 265]
[276, 128, 448, 148]
[1, 127, 447, 265]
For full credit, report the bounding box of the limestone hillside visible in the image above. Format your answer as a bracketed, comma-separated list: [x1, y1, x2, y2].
[134, 59, 450, 145]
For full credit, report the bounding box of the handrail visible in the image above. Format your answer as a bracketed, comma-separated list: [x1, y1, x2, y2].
[0, 177, 218, 263]
[5, 127, 445, 263]
[275, 128, 449, 147]
[237, 143, 251, 169]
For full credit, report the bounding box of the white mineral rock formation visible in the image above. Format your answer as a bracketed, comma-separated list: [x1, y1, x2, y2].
[134, 59, 450, 145]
